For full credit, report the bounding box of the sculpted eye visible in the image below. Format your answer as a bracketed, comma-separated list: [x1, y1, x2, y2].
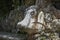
[30, 11, 35, 15]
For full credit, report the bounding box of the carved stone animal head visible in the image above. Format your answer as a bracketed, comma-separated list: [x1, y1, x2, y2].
[17, 5, 55, 35]
[17, 5, 45, 32]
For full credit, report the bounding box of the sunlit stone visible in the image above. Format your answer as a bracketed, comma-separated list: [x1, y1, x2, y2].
[37, 11, 45, 31]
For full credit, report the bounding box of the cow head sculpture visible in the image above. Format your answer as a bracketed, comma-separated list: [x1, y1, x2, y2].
[17, 5, 54, 35]
[17, 5, 54, 40]
[17, 5, 45, 32]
